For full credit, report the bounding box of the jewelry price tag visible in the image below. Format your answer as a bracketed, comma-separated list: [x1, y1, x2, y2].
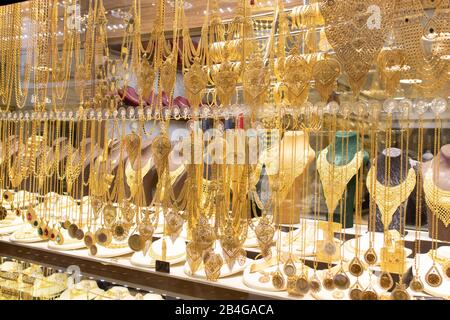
[156, 260, 170, 274]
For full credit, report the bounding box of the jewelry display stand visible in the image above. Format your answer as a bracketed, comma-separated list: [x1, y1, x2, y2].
[10, 223, 44, 243]
[89, 241, 133, 258]
[57, 280, 105, 300]
[47, 228, 86, 251]
[368, 148, 416, 234]
[318, 131, 369, 228]
[130, 236, 186, 268]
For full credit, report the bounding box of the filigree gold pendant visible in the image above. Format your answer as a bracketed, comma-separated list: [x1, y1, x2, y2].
[364, 247, 378, 265]
[323, 271, 335, 291]
[425, 265, 443, 287]
[287, 277, 300, 296]
[379, 271, 394, 290]
[349, 256, 364, 277]
[186, 242, 202, 274]
[192, 216, 216, 251]
[272, 270, 285, 290]
[128, 234, 144, 252]
[295, 275, 310, 295]
[410, 275, 424, 292]
[103, 204, 117, 228]
[112, 222, 129, 242]
[333, 268, 350, 290]
[138, 221, 155, 242]
[165, 212, 184, 242]
[255, 217, 275, 259]
[390, 283, 410, 300]
[204, 253, 223, 282]
[283, 257, 297, 277]
[349, 281, 363, 300]
[312, 58, 341, 102]
[309, 272, 322, 293]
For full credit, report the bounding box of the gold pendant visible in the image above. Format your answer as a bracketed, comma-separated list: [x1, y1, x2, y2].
[410, 275, 424, 292]
[192, 216, 216, 251]
[390, 283, 410, 300]
[137, 59, 155, 100]
[443, 261, 450, 279]
[3, 190, 13, 202]
[184, 58, 207, 111]
[349, 256, 364, 277]
[272, 270, 285, 290]
[361, 287, 379, 300]
[243, 53, 270, 109]
[68, 223, 79, 238]
[309, 272, 322, 293]
[186, 242, 202, 274]
[295, 274, 310, 295]
[62, 219, 71, 230]
[425, 265, 443, 287]
[165, 212, 184, 242]
[312, 58, 341, 102]
[151, 135, 172, 166]
[75, 228, 85, 241]
[349, 281, 363, 300]
[95, 228, 112, 246]
[89, 245, 98, 256]
[26, 207, 38, 226]
[282, 45, 311, 106]
[333, 267, 350, 290]
[84, 231, 95, 248]
[283, 257, 297, 278]
[379, 271, 394, 290]
[255, 217, 275, 259]
[103, 203, 117, 228]
[112, 222, 129, 242]
[161, 53, 177, 96]
[55, 229, 64, 245]
[213, 50, 238, 106]
[204, 253, 223, 282]
[364, 247, 378, 265]
[128, 234, 144, 252]
[323, 271, 335, 291]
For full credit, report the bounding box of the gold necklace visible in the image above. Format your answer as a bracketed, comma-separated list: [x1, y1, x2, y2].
[366, 167, 416, 229]
[317, 147, 364, 215]
[423, 164, 450, 228]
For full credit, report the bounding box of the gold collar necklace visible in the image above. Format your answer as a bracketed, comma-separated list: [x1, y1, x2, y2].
[366, 167, 416, 228]
[317, 148, 364, 215]
[423, 165, 450, 228]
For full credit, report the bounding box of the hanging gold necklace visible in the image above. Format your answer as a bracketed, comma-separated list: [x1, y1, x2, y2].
[423, 163, 450, 228]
